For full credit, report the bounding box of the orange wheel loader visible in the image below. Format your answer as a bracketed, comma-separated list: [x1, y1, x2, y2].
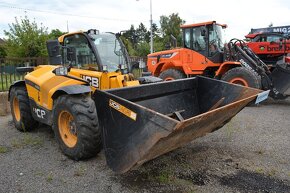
[147, 21, 290, 99]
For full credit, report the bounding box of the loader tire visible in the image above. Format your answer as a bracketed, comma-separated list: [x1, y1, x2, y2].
[52, 95, 102, 160]
[9, 86, 38, 132]
[159, 69, 186, 81]
[221, 67, 261, 89]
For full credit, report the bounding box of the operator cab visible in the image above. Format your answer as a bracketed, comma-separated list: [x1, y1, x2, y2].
[58, 29, 130, 73]
[182, 21, 226, 63]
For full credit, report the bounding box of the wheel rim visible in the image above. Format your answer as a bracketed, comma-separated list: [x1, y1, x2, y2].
[229, 77, 249, 87]
[58, 111, 77, 148]
[13, 96, 21, 122]
[164, 77, 174, 81]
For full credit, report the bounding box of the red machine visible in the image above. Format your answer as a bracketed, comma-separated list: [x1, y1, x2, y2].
[245, 32, 290, 66]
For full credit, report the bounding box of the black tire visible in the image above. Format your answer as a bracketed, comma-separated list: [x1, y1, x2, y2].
[9, 86, 38, 132]
[52, 95, 102, 160]
[159, 69, 186, 81]
[221, 67, 261, 89]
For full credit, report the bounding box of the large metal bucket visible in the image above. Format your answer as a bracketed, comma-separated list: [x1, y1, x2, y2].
[271, 63, 290, 95]
[93, 76, 263, 173]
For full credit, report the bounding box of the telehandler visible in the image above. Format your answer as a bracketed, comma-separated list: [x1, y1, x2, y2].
[9, 29, 268, 173]
[147, 21, 290, 99]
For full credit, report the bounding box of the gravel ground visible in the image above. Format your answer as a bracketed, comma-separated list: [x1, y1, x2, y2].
[0, 98, 290, 193]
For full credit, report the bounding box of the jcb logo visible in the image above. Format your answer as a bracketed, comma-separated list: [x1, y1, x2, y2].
[109, 100, 120, 110]
[33, 108, 46, 119]
[109, 99, 137, 121]
[81, 75, 99, 88]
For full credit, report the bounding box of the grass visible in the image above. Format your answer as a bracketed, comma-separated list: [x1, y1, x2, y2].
[46, 173, 53, 182]
[224, 121, 238, 139]
[0, 145, 9, 153]
[254, 147, 266, 155]
[34, 171, 44, 177]
[255, 167, 264, 174]
[74, 165, 87, 177]
[156, 170, 171, 183]
[267, 168, 277, 177]
[11, 134, 44, 148]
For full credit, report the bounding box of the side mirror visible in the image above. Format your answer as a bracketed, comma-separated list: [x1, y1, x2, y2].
[47, 40, 62, 65]
[53, 66, 68, 76]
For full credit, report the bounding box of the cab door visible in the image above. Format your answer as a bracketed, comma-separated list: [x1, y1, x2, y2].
[183, 27, 209, 73]
[63, 33, 103, 89]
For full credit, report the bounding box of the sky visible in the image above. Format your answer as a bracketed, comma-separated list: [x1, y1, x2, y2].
[0, 0, 290, 41]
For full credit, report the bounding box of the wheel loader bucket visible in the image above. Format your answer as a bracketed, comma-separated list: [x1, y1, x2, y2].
[93, 76, 265, 173]
[271, 63, 290, 95]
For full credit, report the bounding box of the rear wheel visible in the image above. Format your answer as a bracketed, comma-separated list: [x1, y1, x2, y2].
[159, 69, 186, 81]
[9, 86, 38, 132]
[221, 67, 261, 89]
[52, 95, 102, 160]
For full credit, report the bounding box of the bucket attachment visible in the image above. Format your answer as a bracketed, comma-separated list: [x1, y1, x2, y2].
[271, 63, 290, 95]
[93, 76, 264, 173]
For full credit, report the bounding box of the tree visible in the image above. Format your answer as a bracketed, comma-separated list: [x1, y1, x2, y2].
[4, 16, 49, 57]
[123, 25, 137, 49]
[136, 42, 150, 57]
[49, 29, 66, 40]
[136, 23, 148, 43]
[122, 13, 185, 57]
[0, 45, 6, 58]
[159, 13, 185, 47]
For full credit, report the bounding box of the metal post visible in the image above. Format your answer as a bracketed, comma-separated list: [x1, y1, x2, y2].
[136, 0, 153, 53]
[150, 0, 153, 53]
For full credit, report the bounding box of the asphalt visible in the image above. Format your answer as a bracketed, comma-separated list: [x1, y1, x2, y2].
[0, 98, 289, 193]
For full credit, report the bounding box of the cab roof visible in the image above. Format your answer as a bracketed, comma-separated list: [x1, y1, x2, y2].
[181, 21, 227, 29]
[58, 31, 84, 43]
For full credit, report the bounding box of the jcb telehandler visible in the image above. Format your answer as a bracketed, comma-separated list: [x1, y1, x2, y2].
[147, 21, 290, 99]
[9, 29, 268, 173]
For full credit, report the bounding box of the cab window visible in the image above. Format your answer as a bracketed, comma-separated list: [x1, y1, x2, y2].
[192, 27, 206, 51]
[63, 34, 98, 70]
[184, 28, 191, 48]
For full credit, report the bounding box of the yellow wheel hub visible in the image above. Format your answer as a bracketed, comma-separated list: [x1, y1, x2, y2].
[58, 111, 77, 148]
[13, 97, 21, 122]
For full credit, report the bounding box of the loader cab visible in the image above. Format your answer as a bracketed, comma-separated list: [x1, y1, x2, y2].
[59, 30, 130, 73]
[182, 21, 226, 63]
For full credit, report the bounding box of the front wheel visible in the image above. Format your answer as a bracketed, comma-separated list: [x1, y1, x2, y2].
[159, 69, 186, 81]
[221, 67, 261, 89]
[52, 95, 102, 160]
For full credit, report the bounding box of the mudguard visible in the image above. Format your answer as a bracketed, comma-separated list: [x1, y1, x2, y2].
[51, 85, 92, 99]
[8, 80, 26, 100]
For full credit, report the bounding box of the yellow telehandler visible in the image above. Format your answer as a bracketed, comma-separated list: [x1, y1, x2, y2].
[9, 29, 268, 173]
